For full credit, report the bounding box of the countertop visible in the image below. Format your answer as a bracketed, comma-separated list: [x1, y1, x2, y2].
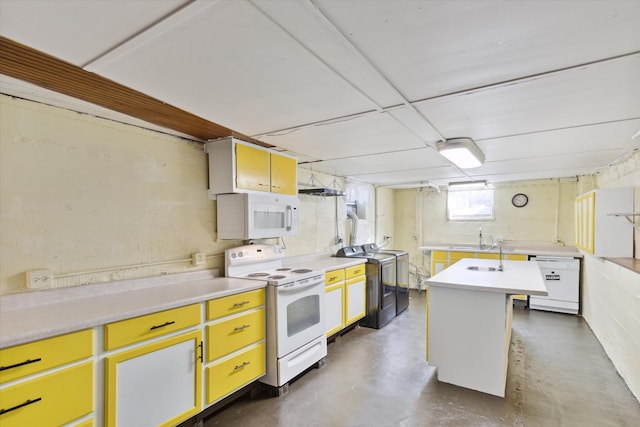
[0, 269, 266, 349]
[427, 258, 548, 296]
[419, 242, 582, 258]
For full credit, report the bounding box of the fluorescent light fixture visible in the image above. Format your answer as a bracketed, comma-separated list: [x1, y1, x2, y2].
[437, 138, 485, 168]
[448, 180, 488, 189]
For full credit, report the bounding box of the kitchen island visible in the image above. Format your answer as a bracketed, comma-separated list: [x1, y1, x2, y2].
[426, 258, 547, 397]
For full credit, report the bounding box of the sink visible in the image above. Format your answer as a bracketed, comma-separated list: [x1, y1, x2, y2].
[467, 266, 498, 272]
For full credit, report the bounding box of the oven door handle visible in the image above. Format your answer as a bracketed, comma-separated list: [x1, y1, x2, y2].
[278, 280, 322, 293]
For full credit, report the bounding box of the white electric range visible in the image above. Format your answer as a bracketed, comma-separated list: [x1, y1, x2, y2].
[225, 244, 326, 392]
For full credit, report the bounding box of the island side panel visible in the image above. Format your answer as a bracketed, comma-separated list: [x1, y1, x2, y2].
[428, 286, 510, 397]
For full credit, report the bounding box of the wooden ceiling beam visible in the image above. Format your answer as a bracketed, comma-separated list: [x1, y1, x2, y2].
[0, 36, 270, 147]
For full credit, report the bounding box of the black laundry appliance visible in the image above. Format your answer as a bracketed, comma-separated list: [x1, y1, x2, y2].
[361, 243, 410, 316]
[335, 245, 396, 329]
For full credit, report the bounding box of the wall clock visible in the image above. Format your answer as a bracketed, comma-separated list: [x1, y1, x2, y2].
[512, 193, 528, 208]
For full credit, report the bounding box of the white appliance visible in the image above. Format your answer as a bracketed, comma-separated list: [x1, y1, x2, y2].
[529, 256, 580, 314]
[217, 193, 299, 240]
[225, 244, 326, 392]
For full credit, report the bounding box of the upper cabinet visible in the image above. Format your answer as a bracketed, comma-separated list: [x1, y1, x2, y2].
[575, 187, 634, 257]
[205, 137, 297, 198]
[270, 152, 297, 195]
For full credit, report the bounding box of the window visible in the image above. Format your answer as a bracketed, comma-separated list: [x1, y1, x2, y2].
[447, 188, 494, 221]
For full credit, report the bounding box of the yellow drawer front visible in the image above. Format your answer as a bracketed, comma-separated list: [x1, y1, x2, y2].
[206, 289, 265, 321]
[477, 253, 499, 260]
[104, 304, 200, 351]
[206, 309, 265, 362]
[431, 250, 448, 259]
[345, 264, 365, 279]
[449, 251, 475, 263]
[74, 420, 94, 427]
[0, 329, 93, 384]
[507, 254, 528, 261]
[206, 342, 265, 404]
[0, 361, 93, 427]
[325, 269, 345, 286]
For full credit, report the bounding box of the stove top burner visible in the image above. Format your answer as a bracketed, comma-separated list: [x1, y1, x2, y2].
[247, 272, 269, 277]
[276, 268, 291, 271]
[268, 275, 287, 280]
[292, 268, 312, 274]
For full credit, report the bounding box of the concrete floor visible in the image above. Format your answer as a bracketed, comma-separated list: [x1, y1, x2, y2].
[204, 290, 640, 427]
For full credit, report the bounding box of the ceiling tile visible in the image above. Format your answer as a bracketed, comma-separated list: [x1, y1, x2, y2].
[414, 56, 640, 140]
[85, 1, 375, 135]
[316, 0, 640, 100]
[0, 0, 189, 66]
[261, 110, 426, 159]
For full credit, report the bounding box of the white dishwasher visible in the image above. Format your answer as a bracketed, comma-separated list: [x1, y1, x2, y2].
[529, 256, 580, 314]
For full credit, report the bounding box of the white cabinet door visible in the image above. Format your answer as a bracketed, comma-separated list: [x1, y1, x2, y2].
[325, 284, 344, 336]
[105, 331, 202, 427]
[346, 276, 366, 325]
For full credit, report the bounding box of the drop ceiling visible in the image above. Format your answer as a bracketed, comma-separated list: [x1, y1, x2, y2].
[1, 0, 639, 187]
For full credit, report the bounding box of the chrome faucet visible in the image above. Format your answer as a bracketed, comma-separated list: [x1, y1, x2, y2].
[479, 227, 484, 249]
[491, 242, 504, 271]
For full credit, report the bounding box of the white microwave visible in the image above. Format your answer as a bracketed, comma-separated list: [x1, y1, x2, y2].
[216, 193, 299, 240]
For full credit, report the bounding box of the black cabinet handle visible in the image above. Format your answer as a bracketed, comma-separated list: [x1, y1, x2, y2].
[232, 301, 250, 308]
[0, 358, 42, 372]
[0, 397, 42, 415]
[233, 324, 250, 332]
[149, 321, 175, 331]
[198, 341, 204, 363]
[233, 361, 250, 371]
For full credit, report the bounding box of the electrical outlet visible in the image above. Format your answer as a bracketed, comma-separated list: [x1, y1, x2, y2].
[26, 269, 53, 289]
[192, 252, 206, 266]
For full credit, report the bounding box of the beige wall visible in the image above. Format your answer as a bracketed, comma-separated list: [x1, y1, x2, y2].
[0, 96, 372, 294]
[579, 150, 639, 400]
[393, 179, 578, 277]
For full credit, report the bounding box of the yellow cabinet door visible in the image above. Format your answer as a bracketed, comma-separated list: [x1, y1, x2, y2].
[0, 361, 93, 427]
[206, 309, 265, 361]
[575, 192, 595, 253]
[0, 329, 93, 384]
[206, 342, 265, 404]
[235, 143, 270, 191]
[270, 152, 297, 194]
[104, 330, 202, 427]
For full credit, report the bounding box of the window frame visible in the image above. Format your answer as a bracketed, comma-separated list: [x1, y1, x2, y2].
[446, 187, 495, 221]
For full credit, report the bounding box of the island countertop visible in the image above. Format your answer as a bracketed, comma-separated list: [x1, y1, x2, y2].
[427, 258, 548, 296]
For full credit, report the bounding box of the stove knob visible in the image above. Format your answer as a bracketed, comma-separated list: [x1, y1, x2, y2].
[230, 252, 236, 259]
[238, 251, 243, 257]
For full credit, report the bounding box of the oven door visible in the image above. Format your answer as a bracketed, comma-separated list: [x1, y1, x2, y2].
[275, 276, 325, 357]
